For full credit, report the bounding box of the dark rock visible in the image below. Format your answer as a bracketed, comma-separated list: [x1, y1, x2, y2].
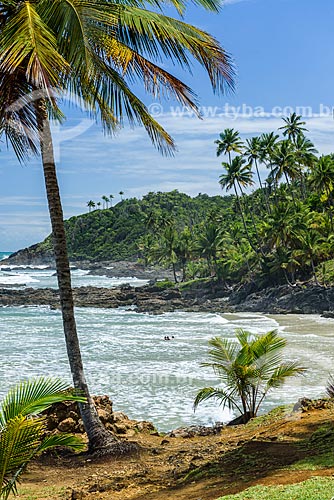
[226, 412, 251, 426]
[322, 311, 334, 319]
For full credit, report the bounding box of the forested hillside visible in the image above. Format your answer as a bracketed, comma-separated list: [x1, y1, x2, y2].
[14, 191, 235, 262]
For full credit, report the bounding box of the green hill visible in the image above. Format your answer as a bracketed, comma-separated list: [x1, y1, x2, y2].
[13, 191, 234, 262]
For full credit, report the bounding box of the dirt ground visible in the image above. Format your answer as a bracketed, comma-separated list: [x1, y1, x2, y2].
[17, 405, 334, 500]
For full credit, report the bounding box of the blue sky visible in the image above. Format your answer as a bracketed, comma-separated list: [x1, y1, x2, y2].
[1, 0, 334, 251]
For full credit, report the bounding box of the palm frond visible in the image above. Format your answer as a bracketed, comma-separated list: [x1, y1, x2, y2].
[193, 386, 242, 414]
[0, 378, 86, 498]
[0, 377, 85, 427]
[265, 363, 306, 390]
[207, 336, 239, 363]
[111, 6, 235, 94]
[0, 1, 69, 89]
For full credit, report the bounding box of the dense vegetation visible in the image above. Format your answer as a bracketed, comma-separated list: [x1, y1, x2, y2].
[23, 114, 334, 288]
[25, 191, 235, 262]
[141, 114, 334, 287]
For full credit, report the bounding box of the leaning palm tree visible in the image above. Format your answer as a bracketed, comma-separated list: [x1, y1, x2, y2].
[0, 378, 85, 499]
[215, 128, 243, 165]
[194, 329, 305, 423]
[0, 0, 234, 453]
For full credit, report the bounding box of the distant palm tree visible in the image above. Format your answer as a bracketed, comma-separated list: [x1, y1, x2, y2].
[219, 156, 256, 251]
[270, 140, 298, 201]
[308, 155, 334, 198]
[119, 191, 124, 201]
[96, 202, 102, 209]
[0, 378, 85, 499]
[109, 195, 114, 207]
[87, 200, 95, 213]
[215, 128, 243, 165]
[244, 137, 263, 191]
[194, 329, 305, 423]
[102, 195, 109, 209]
[259, 132, 280, 197]
[308, 155, 334, 227]
[197, 223, 225, 278]
[279, 113, 307, 144]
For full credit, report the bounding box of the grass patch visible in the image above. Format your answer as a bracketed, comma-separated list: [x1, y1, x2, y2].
[178, 277, 211, 290]
[245, 405, 293, 430]
[288, 452, 334, 470]
[17, 485, 65, 499]
[216, 477, 334, 499]
[154, 280, 175, 290]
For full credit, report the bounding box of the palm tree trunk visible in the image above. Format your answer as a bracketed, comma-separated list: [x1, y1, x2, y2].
[172, 262, 178, 283]
[255, 159, 270, 213]
[283, 172, 296, 205]
[35, 99, 119, 453]
[234, 183, 259, 255]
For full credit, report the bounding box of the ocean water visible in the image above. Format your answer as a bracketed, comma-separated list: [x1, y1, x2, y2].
[0, 252, 12, 260]
[0, 254, 148, 288]
[0, 302, 333, 431]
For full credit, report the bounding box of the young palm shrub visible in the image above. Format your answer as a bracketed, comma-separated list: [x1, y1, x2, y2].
[194, 329, 305, 424]
[0, 378, 86, 499]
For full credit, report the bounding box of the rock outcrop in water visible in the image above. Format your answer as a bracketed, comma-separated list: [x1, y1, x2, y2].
[0, 281, 333, 315]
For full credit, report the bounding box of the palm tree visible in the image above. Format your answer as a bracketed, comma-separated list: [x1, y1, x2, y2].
[219, 156, 256, 252]
[259, 132, 280, 204]
[294, 231, 325, 285]
[152, 225, 179, 283]
[279, 113, 307, 144]
[0, 0, 234, 453]
[194, 329, 305, 423]
[102, 195, 109, 209]
[87, 200, 95, 213]
[109, 194, 114, 207]
[244, 137, 263, 190]
[96, 201, 101, 209]
[270, 140, 298, 201]
[215, 128, 243, 165]
[119, 191, 124, 201]
[0, 378, 85, 499]
[310, 155, 334, 195]
[196, 223, 225, 279]
[294, 134, 318, 170]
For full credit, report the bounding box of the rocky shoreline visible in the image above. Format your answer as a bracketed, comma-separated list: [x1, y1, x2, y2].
[0, 280, 333, 315]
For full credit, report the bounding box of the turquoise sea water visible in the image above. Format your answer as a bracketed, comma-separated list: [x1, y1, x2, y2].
[0, 252, 12, 260]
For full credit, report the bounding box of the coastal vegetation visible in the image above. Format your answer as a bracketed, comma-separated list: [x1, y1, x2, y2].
[0, 0, 234, 453]
[0, 378, 84, 499]
[194, 330, 305, 423]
